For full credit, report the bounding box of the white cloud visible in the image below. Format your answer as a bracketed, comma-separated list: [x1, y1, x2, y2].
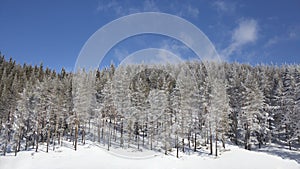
[222, 19, 259, 57]
[232, 19, 258, 44]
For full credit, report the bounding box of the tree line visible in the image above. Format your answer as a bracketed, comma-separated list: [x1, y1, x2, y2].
[0, 54, 299, 157]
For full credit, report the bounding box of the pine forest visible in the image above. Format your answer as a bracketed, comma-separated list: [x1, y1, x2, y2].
[0, 54, 299, 157]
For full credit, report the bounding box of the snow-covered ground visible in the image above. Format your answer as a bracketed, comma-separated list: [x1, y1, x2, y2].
[0, 141, 299, 169]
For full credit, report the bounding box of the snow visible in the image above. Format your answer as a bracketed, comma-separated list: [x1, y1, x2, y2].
[0, 141, 299, 169]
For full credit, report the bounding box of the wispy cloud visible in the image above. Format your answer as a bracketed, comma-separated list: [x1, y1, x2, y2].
[288, 25, 300, 40]
[96, 0, 160, 16]
[222, 19, 259, 57]
[184, 4, 199, 18]
[212, 0, 236, 14]
[265, 36, 279, 48]
[143, 0, 160, 12]
[174, 4, 199, 19]
[113, 48, 129, 62]
[120, 48, 183, 66]
[264, 25, 300, 48]
[96, 0, 199, 18]
[160, 40, 190, 58]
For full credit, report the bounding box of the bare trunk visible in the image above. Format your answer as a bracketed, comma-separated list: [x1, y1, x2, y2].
[137, 133, 140, 150]
[182, 138, 185, 153]
[114, 118, 117, 142]
[14, 140, 18, 156]
[188, 131, 191, 150]
[35, 130, 39, 152]
[58, 132, 61, 146]
[82, 129, 86, 145]
[215, 131, 218, 157]
[98, 123, 101, 143]
[74, 121, 78, 151]
[244, 124, 249, 150]
[3, 128, 8, 156]
[25, 136, 28, 150]
[194, 132, 197, 152]
[108, 122, 111, 151]
[176, 135, 179, 158]
[206, 130, 209, 145]
[210, 126, 213, 155]
[88, 119, 91, 133]
[142, 129, 145, 146]
[120, 121, 123, 147]
[222, 134, 226, 149]
[150, 130, 153, 150]
[46, 128, 50, 153]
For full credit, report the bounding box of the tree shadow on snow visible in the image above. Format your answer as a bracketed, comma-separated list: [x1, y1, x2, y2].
[255, 144, 300, 163]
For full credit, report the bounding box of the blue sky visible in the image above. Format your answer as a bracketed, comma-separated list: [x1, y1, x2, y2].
[0, 0, 299, 71]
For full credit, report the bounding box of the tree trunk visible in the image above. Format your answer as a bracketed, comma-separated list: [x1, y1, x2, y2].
[114, 118, 117, 142]
[98, 124, 101, 143]
[182, 138, 185, 153]
[108, 122, 111, 151]
[165, 119, 167, 155]
[70, 126, 73, 143]
[101, 119, 105, 140]
[82, 129, 86, 145]
[210, 125, 213, 155]
[142, 129, 145, 146]
[138, 133, 140, 150]
[74, 121, 78, 151]
[215, 131, 218, 157]
[46, 128, 50, 153]
[88, 119, 91, 133]
[120, 121, 123, 147]
[244, 124, 249, 150]
[58, 132, 61, 146]
[176, 135, 179, 158]
[206, 130, 209, 145]
[52, 132, 55, 151]
[222, 134, 226, 149]
[18, 132, 22, 152]
[25, 137, 28, 150]
[188, 131, 191, 150]
[150, 129, 153, 150]
[194, 132, 197, 152]
[36, 131, 39, 152]
[15, 120, 23, 156]
[3, 128, 8, 156]
[14, 140, 18, 156]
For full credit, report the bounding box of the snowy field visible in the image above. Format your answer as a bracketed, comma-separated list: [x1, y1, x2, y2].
[1, 141, 299, 169]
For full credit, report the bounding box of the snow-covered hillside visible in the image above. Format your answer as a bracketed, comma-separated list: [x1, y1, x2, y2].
[1, 141, 299, 169]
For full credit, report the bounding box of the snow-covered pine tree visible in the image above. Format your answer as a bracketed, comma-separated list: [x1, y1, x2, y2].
[281, 66, 296, 150]
[241, 70, 265, 150]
